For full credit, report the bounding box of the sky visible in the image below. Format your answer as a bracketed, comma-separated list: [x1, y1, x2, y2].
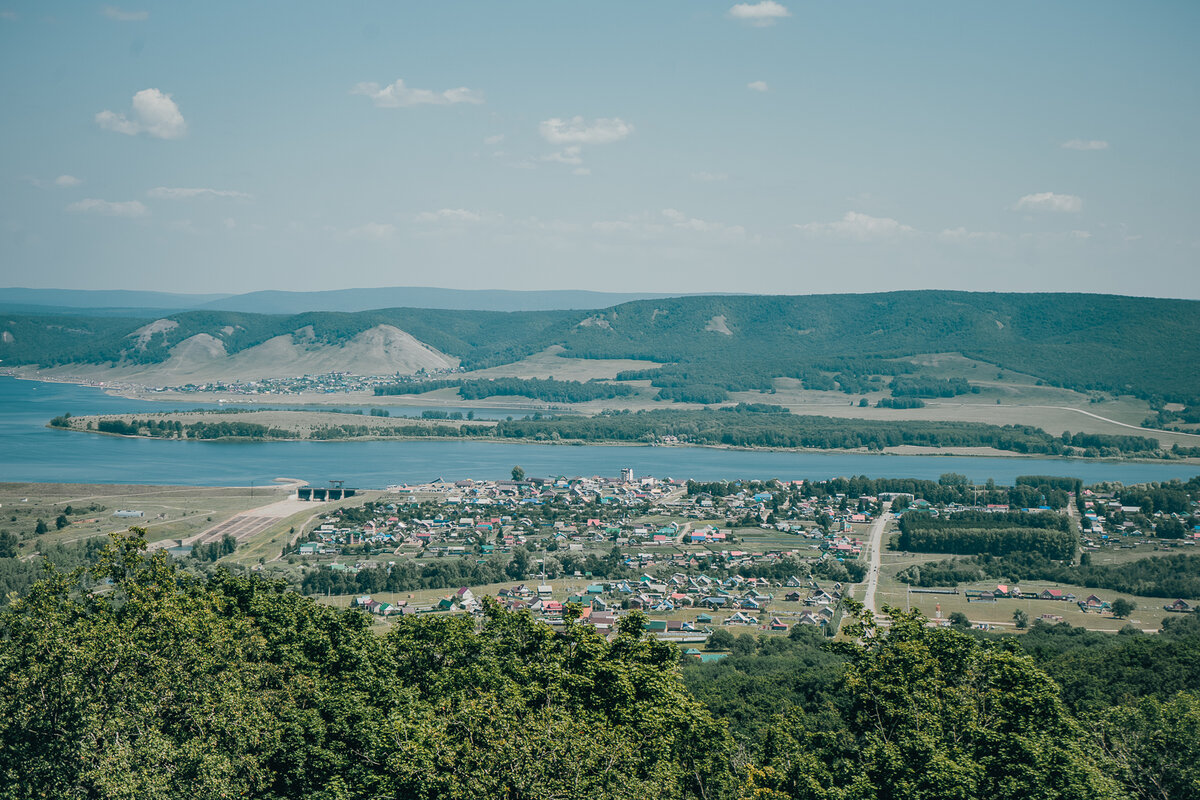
[1, 1, 1198, 298]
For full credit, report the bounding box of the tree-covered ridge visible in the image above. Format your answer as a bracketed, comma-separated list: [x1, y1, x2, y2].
[4, 290, 1200, 402]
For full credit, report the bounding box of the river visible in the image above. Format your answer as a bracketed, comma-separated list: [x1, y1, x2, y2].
[1, 377, 1197, 488]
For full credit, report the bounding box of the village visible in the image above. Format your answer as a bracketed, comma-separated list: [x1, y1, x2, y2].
[273, 470, 1198, 645]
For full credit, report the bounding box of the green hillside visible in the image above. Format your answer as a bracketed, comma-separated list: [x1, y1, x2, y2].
[2, 291, 1197, 402]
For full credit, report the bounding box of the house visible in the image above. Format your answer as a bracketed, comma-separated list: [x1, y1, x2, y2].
[768, 617, 789, 631]
[1040, 589, 1066, 601]
[784, 591, 804, 602]
[1081, 594, 1110, 611]
[1164, 599, 1194, 613]
[726, 611, 757, 625]
[696, 613, 714, 624]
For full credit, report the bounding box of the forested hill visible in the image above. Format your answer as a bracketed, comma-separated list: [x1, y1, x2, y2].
[3, 290, 1198, 402]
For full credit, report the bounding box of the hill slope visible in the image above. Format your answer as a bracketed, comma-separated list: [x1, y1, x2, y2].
[2, 291, 1197, 401]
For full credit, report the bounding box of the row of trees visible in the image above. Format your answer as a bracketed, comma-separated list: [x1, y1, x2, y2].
[375, 377, 636, 403]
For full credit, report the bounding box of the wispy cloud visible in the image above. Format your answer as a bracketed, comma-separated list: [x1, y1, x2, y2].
[747, 81, 769, 92]
[96, 89, 186, 139]
[543, 145, 584, 166]
[483, 134, 504, 145]
[692, 171, 729, 182]
[1015, 192, 1082, 213]
[147, 187, 251, 200]
[729, 2, 790, 27]
[67, 198, 148, 218]
[539, 116, 633, 145]
[414, 208, 484, 224]
[794, 211, 914, 240]
[1062, 139, 1108, 151]
[102, 6, 148, 21]
[54, 175, 82, 187]
[347, 222, 395, 240]
[352, 79, 483, 108]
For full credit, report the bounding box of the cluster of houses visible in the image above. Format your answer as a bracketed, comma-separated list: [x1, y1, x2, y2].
[158, 371, 409, 396]
[352, 571, 845, 637]
[962, 584, 1198, 616]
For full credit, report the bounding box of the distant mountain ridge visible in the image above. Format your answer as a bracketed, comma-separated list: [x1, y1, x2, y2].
[0, 286, 695, 315]
[2, 290, 1197, 403]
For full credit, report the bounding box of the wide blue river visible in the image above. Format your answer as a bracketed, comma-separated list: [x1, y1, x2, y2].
[1, 377, 1197, 488]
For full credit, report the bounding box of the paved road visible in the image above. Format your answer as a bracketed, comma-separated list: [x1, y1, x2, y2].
[861, 501, 893, 615]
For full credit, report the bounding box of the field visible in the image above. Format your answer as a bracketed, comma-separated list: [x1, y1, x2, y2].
[0, 481, 374, 560]
[874, 530, 1196, 634]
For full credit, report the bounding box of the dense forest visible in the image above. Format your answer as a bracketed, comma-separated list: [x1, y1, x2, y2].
[4, 532, 1198, 799]
[5, 291, 1200, 402]
[491, 409, 1165, 456]
[896, 510, 1078, 559]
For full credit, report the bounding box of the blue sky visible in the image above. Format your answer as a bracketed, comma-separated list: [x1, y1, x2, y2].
[2, 1, 1198, 297]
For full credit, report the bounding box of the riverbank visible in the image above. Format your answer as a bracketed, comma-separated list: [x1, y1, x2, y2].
[47, 408, 1200, 466]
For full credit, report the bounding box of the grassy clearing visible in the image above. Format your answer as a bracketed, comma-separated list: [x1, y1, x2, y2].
[0, 482, 298, 553]
[875, 547, 1185, 633]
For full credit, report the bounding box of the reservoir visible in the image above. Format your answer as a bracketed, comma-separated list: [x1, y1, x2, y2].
[2, 377, 1197, 488]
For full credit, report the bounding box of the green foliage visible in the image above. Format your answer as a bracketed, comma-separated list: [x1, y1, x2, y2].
[890, 376, 974, 397]
[747, 607, 1123, 799]
[494, 409, 1110, 455]
[0, 532, 736, 799]
[1111, 598, 1136, 618]
[898, 510, 1076, 559]
[376, 377, 635, 403]
[1097, 691, 1200, 800]
[876, 396, 926, 409]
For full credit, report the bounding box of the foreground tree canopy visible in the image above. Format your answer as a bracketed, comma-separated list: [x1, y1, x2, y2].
[0, 532, 1193, 799]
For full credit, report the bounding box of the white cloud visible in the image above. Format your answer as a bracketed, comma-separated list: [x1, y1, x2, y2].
[67, 198, 148, 218]
[347, 222, 395, 240]
[729, 2, 790, 26]
[414, 208, 483, 224]
[938, 227, 1002, 243]
[147, 187, 251, 200]
[692, 171, 728, 182]
[351, 79, 483, 108]
[96, 89, 186, 139]
[484, 134, 504, 145]
[539, 116, 633, 145]
[1062, 139, 1108, 151]
[747, 81, 769, 92]
[794, 211, 914, 240]
[0, 11, 17, 21]
[54, 175, 81, 187]
[102, 6, 148, 21]
[543, 145, 584, 166]
[592, 209, 744, 241]
[1015, 192, 1082, 213]
[573, 167, 591, 176]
